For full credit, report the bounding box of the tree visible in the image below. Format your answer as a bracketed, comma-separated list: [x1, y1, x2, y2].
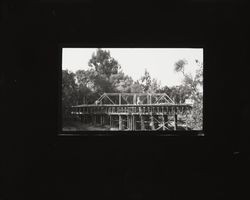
[174, 59, 203, 130]
[77, 84, 92, 104]
[87, 48, 122, 94]
[76, 69, 95, 86]
[168, 85, 192, 104]
[158, 85, 172, 95]
[174, 59, 187, 75]
[62, 70, 78, 120]
[148, 78, 161, 93]
[130, 80, 143, 93]
[88, 48, 121, 79]
[140, 69, 152, 93]
[110, 71, 134, 93]
[174, 59, 203, 100]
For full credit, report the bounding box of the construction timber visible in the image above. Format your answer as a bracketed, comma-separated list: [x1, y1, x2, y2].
[71, 93, 193, 131]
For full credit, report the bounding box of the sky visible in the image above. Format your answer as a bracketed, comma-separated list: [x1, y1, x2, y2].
[62, 48, 203, 87]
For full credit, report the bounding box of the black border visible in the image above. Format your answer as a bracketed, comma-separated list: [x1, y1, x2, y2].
[3, 1, 249, 199]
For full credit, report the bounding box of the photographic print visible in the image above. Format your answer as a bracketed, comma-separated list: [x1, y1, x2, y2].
[61, 48, 203, 134]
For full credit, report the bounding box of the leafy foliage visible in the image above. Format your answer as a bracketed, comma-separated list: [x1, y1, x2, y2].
[140, 69, 152, 92]
[174, 59, 187, 75]
[88, 48, 120, 79]
[62, 70, 78, 120]
[174, 59, 203, 130]
[110, 71, 134, 93]
[130, 80, 143, 93]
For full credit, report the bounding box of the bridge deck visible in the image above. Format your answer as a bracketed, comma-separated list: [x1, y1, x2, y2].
[71, 104, 192, 115]
[72, 103, 191, 107]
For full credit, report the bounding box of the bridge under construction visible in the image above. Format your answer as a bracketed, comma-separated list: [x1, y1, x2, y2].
[71, 93, 193, 131]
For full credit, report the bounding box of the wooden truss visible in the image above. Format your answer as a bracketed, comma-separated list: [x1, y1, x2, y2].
[71, 93, 192, 131]
[93, 92, 175, 105]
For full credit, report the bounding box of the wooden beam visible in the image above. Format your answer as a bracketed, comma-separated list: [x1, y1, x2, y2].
[164, 93, 175, 103]
[121, 95, 130, 104]
[134, 116, 136, 130]
[104, 94, 115, 105]
[140, 115, 145, 130]
[150, 115, 155, 130]
[119, 115, 122, 130]
[119, 93, 121, 105]
[185, 113, 188, 130]
[72, 104, 191, 108]
[162, 115, 165, 131]
[174, 114, 177, 130]
[110, 115, 112, 128]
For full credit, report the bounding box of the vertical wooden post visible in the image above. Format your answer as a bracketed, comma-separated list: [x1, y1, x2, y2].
[164, 115, 168, 129]
[127, 115, 129, 130]
[119, 93, 121, 105]
[185, 113, 188, 130]
[131, 116, 133, 130]
[135, 115, 137, 130]
[119, 115, 122, 130]
[132, 115, 134, 130]
[150, 115, 155, 130]
[110, 115, 112, 128]
[133, 94, 136, 105]
[174, 114, 177, 130]
[129, 115, 131, 130]
[162, 114, 165, 131]
[128, 116, 130, 130]
[141, 115, 145, 130]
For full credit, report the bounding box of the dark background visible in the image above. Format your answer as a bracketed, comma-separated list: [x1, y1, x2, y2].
[1, 0, 249, 199]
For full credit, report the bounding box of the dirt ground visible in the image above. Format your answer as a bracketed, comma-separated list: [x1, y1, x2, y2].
[62, 120, 110, 131]
[62, 120, 193, 132]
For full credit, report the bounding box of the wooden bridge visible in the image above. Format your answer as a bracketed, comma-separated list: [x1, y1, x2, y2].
[71, 93, 193, 131]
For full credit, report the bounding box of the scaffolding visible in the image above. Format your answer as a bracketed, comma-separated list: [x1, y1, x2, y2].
[71, 93, 192, 131]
